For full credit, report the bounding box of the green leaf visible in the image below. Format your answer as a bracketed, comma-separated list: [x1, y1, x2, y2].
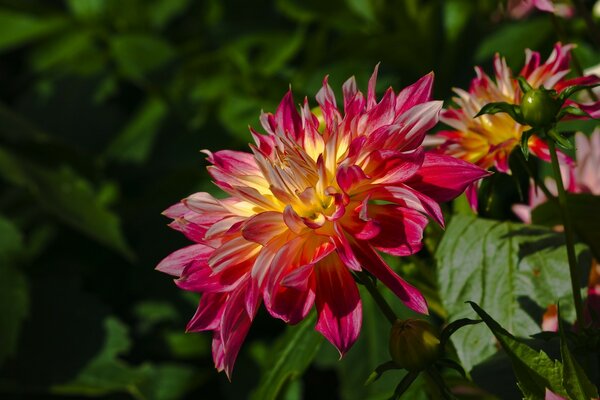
[0, 9, 69, 53]
[558, 317, 599, 400]
[250, 313, 323, 400]
[51, 317, 153, 397]
[532, 194, 600, 260]
[0, 147, 134, 259]
[0, 217, 28, 366]
[475, 101, 525, 125]
[65, 0, 106, 19]
[105, 97, 168, 163]
[436, 215, 589, 371]
[110, 34, 175, 81]
[147, 0, 193, 28]
[469, 302, 567, 400]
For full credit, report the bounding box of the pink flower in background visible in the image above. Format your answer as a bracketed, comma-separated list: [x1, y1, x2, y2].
[544, 388, 567, 400]
[157, 67, 488, 377]
[515, 129, 600, 331]
[507, 0, 574, 19]
[512, 129, 600, 223]
[435, 43, 599, 209]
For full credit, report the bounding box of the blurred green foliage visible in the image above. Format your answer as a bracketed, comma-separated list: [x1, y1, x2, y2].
[1, 0, 599, 399]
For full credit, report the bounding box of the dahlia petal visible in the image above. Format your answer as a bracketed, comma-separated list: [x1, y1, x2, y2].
[367, 63, 380, 110]
[314, 254, 362, 355]
[212, 331, 226, 372]
[367, 205, 428, 256]
[275, 90, 302, 140]
[241, 211, 287, 245]
[204, 149, 261, 175]
[351, 240, 428, 314]
[220, 281, 259, 378]
[544, 389, 566, 400]
[405, 153, 489, 203]
[268, 269, 316, 325]
[367, 147, 425, 185]
[283, 205, 310, 234]
[162, 202, 189, 219]
[368, 184, 445, 227]
[395, 72, 434, 114]
[187, 292, 227, 332]
[332, 223, 362, 271]
[337, 165, 369, 193]
[156, 244, 212, 276]
[465, 182, 479, 212]
[360, 88, 396, 135]
[208, 235, 260, 273]
[168, 218, 207, 243]
[342, 75, 358, 112]
[392, 101, 442, 151]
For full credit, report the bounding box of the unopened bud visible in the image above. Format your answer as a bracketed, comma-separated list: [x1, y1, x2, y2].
[389, 318, 441, 372]
[521, 89, 561, 128]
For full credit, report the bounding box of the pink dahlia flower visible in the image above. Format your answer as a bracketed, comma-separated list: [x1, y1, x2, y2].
[507, 0, 574, 19]
[157, 67, 488, 377]
[512, 129, 600, 223]
[436, 43, 600, 209]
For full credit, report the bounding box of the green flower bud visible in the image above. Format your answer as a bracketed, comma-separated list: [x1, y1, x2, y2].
[389, 319, 441, 372]
[521, 89, 561, 128]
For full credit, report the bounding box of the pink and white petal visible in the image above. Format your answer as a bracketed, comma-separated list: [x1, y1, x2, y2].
[156, 244, 213, 276]
[220, 281, 259, 379]
[337, 164, 370, 193]
[208, 235, 261, 273]
[186, 292, 227, 332]
[544, 389, 566, 400]
[367, 205, 429, 256]
[314, 254, 362, 355]
[391, 101, 443, 151]
[212, 331, 226, 373]
[268, 271, 316, 325]
[465, 182, 479, 213]
[367, 63, 380, 110]
[275, 90, 302, 140]
[332, 223, 362, 271]
[366, 148, 425, 185]
[241, 211, 288, 245]
[351, 240, 429, 314]
[405, 153, 490, 203]
[162, 202, 189, 219]
[395, 72, 434, 114]
[368, 185, 445, 227]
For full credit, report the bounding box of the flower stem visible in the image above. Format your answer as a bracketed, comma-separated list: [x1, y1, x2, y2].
[547, 139, 585, 330]
[355, 271, 397, 324]
[516, 150, 556, 201]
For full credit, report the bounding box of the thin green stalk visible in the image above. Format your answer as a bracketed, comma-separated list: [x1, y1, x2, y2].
[356, 271, 397, 324]
[515, 150, 556, 201]
[547, 139, 585, 330]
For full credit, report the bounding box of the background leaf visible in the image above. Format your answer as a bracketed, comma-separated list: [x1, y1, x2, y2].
[436, 215, 590, 371]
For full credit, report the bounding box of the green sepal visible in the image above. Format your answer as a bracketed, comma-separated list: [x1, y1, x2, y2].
[439, 318, 482, 349]
[437, 358, 468, 379]
[517, 76, 533, 94]
[390, 371, 420, 400]
[557, 105, 593, 120]
[474, 101, 525, 125]
[520, 128, 536, 160]
[546, 128, 573, 150]
[364, 360, 398, 386]
[558, 83, 600, 103]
